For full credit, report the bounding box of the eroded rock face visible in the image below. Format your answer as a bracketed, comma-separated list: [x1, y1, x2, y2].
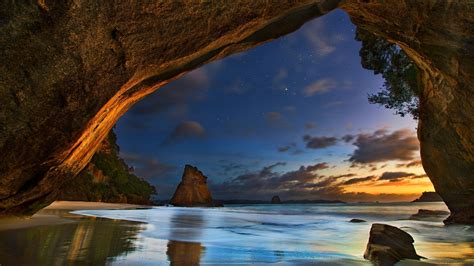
[0, 1, 473, 220]
[341, 0, 474, 224]
[364, 223, 424, 266]
[0, 0, 340, 214]
[170, 165, 213, 207]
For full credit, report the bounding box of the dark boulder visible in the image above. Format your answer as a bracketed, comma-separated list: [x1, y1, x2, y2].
[271, 196, 281, 204]
[349, 218, 366, 223]
[364, 223, 424, 266]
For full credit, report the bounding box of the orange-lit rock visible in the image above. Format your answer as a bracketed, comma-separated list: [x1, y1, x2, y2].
[170, 165, 213, 207]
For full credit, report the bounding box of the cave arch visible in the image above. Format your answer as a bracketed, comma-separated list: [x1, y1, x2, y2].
[0, 1, 472, 223]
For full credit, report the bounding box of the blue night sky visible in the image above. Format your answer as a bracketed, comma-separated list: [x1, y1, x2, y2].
[115, 9, 431, 202]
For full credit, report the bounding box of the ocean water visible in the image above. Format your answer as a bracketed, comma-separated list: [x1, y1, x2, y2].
[73, 202, 473, 265]
[0, 202, 472, 265]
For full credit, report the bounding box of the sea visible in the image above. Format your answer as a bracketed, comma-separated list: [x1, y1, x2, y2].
[0, 202, 473, 265]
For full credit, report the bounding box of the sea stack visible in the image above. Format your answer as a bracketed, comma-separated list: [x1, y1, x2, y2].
[364, 223, 424, 266]
[271, 196, 281, 204]
[170, 165, 213, 207]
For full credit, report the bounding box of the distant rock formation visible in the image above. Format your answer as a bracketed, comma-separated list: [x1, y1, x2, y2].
[364, 223, 424, 266]
[409, 209, 450, 221]
[271, 196, 281, 204]
[412, 192, 443, 202]
[170, 165, 214, 207]
[349, 218, 366, 223]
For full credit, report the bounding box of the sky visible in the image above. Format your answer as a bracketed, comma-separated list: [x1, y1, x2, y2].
[115, 9, 433, 202]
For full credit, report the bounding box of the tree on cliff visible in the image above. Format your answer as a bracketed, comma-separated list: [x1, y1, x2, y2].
[355, 28, 420, 119]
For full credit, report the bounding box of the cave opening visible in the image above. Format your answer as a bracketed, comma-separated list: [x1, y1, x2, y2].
[1, 1, 473, 265]
[106, 9, 432, 204]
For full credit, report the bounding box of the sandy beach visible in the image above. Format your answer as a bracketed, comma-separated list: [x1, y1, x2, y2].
[0, 201, 150, 231]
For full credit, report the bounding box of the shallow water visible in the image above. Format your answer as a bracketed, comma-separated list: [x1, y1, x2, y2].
[0, 202, 473, 265]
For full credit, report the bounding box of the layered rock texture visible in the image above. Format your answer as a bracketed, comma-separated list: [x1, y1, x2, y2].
[170, 165, 213, 207]
[341, 2, 474, 224]
[58, 131, 156, 205]
[364, 223, 424, 266]
[0, 1, 473, 222]
[412, 192, 443, 202]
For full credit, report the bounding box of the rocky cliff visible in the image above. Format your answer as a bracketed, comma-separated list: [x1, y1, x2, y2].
[412, 192, 442, 203]
[170, 165, 214, 207]
[58, 131, 156, 205]
[341, 1, 474, 224]
[0, 1, 473, 223]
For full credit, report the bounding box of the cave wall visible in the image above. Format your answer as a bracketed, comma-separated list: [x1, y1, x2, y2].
[0, 0, 473, 222]
[341, 0, 474, 224]
[0, 0, 339, 214]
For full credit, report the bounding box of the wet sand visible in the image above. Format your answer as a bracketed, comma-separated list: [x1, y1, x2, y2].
[0, 201, 150, 231]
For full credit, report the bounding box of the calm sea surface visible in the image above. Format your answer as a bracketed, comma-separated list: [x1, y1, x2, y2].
[0, 202, 473, 265]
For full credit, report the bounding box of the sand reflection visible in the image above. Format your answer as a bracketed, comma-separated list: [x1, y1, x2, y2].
[0, 210, 143, 265]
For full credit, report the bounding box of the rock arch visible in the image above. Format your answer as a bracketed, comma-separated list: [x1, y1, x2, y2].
[0, 1, 472, 223]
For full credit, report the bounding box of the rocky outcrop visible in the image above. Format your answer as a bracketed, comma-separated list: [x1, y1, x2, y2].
[170, 165, 213, 207]
[409, 209, 450, 222]
[364, 223, 424, 266]
[0, 1, 473, 221]
[58, 131, 156, 205]
[271, 196, 281, 204]
[349, 218, 366, 223]
[412, 192, 443, 202]
[342, 1, 474, 224]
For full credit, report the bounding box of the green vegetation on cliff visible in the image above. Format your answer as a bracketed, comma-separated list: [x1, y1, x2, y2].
[59, 131, 156, 204]
[355, 28, 420, 119]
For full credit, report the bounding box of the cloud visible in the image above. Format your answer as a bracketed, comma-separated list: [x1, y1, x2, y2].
[275, 68, 288, 81]
[278, 145, 293, 153]
[213, 162, 338, 199]
[265, 111, 291, 128]
[128, 68, 209, 117]
[397, 160, 422, 168]
[303, 135, 338, 149]
[341, 175, 376, 185]
[303, 78, 337, 96]
[266, 112, 282, 123]
[305, 122, 317, 130]
[342, 134, 355, 143]
[162, 121, 206, 145]
[379, 171, 415, 182]
[347, 129, 419, 164]
[211, 162, 420, 202]
[302, 20, 344, 56]
[121, 152, 177, 180]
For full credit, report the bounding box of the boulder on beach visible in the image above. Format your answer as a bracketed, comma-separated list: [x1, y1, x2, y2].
[364, 223, 424, 266]
[349, 218, 366, 223]
[271, 196, 281, 204]
[409, 209, 450, 221]
[170, 165, 214, 207]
